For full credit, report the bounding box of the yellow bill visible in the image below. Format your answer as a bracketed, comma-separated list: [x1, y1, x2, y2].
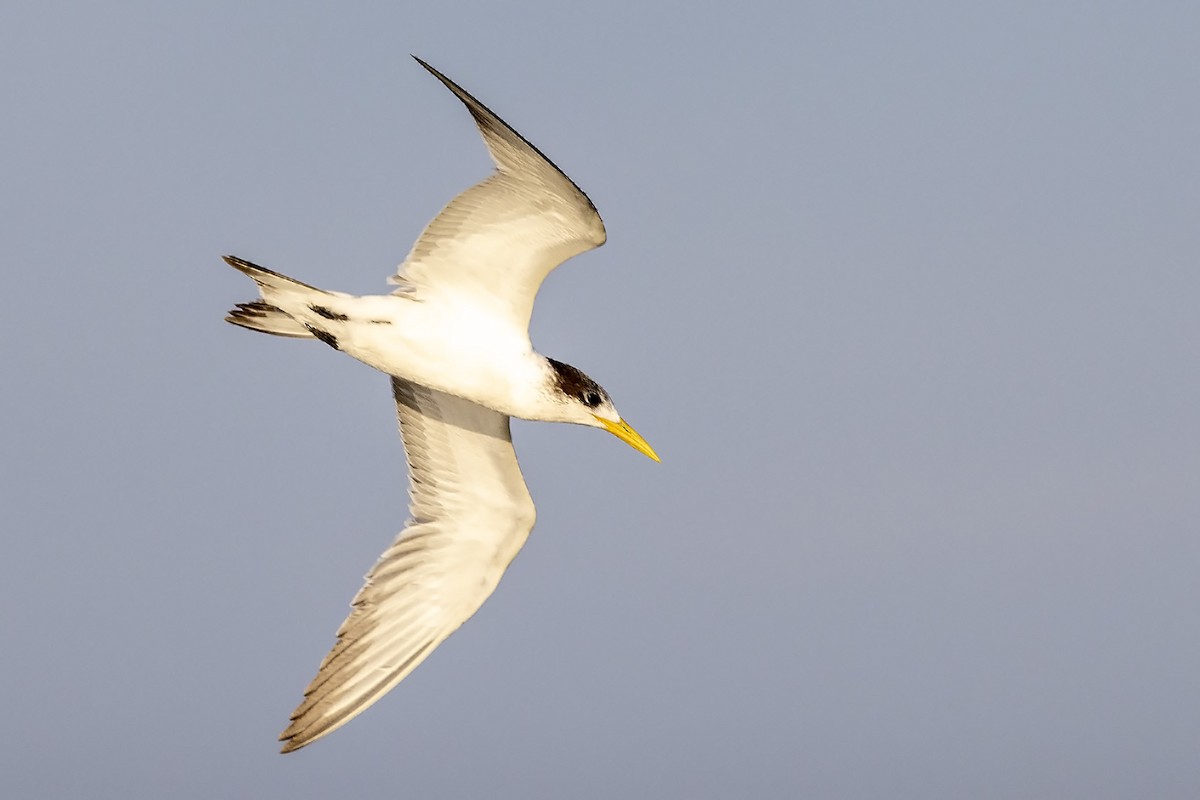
[594, 416, 661, 462]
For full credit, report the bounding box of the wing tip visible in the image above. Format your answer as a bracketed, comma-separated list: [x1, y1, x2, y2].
[411, 54, 450, 87]
[278, 715, 317, 754]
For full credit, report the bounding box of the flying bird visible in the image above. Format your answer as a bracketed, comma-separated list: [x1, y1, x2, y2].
[224, 57, 658, 753]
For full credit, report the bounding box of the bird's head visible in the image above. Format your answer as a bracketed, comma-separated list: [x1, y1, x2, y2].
[543, 358, 659, 462]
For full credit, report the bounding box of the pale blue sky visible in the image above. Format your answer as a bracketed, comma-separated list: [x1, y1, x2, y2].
[2, 2, 1198, 797]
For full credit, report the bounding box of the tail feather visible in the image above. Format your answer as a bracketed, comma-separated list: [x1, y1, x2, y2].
[223, 255, 324, 293]
[226, 301, 315, 338]
[223, 255, 325, 338]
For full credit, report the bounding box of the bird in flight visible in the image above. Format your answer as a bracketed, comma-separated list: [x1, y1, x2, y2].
[224, 57, 659, 753]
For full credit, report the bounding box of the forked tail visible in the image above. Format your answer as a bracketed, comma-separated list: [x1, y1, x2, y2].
[223, 255, 321, 338]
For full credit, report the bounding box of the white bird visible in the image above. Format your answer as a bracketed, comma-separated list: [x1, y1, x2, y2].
[224, 57, 658, 753]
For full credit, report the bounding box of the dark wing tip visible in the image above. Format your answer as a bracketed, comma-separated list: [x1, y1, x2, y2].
[411, 57, 481, 118]
[409, 57, 604, 230]
[411, 55, 457, 94]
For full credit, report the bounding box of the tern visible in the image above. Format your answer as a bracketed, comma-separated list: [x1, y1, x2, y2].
[224, 57, 658, 752]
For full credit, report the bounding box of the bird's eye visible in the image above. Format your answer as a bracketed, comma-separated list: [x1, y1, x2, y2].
[583, 391, 602, 408]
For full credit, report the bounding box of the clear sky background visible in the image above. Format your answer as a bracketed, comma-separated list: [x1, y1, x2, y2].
[2, 2, 1197, 797]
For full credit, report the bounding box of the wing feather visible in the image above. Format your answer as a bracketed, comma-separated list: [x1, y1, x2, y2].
[278, 378, 536, 752]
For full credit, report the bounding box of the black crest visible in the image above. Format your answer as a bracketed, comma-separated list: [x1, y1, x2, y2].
[547, 358, 606, 407]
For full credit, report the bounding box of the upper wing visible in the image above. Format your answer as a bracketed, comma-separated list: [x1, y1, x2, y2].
[390, 57, 607, 330]
[279, 377, 536, 752]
